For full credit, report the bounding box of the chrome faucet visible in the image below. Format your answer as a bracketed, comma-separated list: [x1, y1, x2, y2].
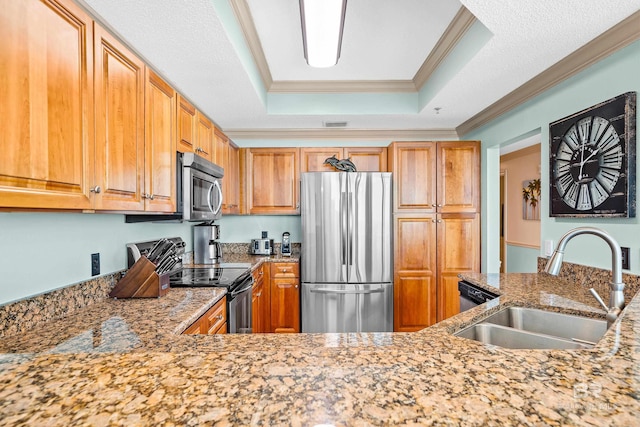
[544, 227, 625, 327]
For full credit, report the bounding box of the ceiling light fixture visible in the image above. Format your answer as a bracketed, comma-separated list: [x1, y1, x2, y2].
[299, 0, 347, 68]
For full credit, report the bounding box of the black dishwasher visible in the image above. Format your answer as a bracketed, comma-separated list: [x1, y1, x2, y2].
[458, 281, 499, 312]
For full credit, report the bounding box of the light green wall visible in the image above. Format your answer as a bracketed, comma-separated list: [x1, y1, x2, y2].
[0, 212, 193, 305]
[218, 215, 301, 244]
[464, 38, 640, 275]
[505, 245, 538, 273]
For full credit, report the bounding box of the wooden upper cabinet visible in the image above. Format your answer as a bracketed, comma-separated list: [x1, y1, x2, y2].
[223, 141, 241, 214]
[389, 142, 437, 212]
[300, 148, 342, 172]
[0, 0, 94, 209]
[300, 147, 388, 172]
[344, 147, 388, 172]
[244, 148, 300, 214]
[144, 69, 177, 212]
[437, 141, 480, 213]
[195, 112, 214, 163]
[93, 23, 145, 211]
[214, 128, 228, 167]
[177, 95, 196, 154]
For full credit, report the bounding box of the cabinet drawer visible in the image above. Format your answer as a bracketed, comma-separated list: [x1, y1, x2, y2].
[271, 262, 299, 278]
[205, 297, 227, 334]
[252, 263, 266, 283]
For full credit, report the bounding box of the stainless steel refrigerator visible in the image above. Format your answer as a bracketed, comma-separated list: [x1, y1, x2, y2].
[301, 172, 393, 333]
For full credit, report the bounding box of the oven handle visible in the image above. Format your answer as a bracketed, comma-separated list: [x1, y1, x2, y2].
[230, 277, 254, 297]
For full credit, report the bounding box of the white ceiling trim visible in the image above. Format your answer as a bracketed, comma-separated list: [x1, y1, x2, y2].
[225, 128, 459, 140]
[457, 9, 640, 136]
[230, 1, 476, 95]
[412, 6, 476, 90]
[229, 0, 273, 89]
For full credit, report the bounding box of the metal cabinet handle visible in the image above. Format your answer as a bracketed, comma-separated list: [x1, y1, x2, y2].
[295, 285, 298, 289]
[215, 315, 223, 320]
[437, 219, 443, 223]
[90, 186, 101, 194]
[255, 292, 262, 297]
[142, 193, 155, 200]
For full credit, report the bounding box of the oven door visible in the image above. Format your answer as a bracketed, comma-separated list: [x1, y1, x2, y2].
[227, 277, 254, 333]
[184, 167, 222, 221]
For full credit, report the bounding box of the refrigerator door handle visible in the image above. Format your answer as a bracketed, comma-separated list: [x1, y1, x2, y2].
[340, 191, 348, 266]
[348, 191, 354, 267]
[310, 288, 385, 295]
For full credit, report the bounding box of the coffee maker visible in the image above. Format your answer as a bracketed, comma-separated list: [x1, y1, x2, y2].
[193, 222, 222, 264]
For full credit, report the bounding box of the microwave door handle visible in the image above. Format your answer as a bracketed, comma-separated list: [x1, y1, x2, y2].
[206, 183, 215, 213]
[213, 180, 223, 214]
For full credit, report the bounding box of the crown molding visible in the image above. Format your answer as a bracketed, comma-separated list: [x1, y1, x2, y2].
[229, 0, 273, 89]
[456, 10, 640, 136]
[413, 6, 476, 89]
[224, 128, 460, 141]
[269, 80, 416, 93]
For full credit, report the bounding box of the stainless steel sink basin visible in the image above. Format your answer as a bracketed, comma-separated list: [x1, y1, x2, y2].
[455, 323, 592, 349]
[455, 307, 607, 349]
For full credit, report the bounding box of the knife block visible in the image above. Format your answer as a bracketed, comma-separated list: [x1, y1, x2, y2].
[109, 256, 170, 299]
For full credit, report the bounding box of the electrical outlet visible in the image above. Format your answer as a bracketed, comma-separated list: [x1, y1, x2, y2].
[621, 247, 630, 270]
[91, 253, 100, 276]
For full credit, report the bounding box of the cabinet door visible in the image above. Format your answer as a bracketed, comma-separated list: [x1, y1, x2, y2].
[224, 142, 240, 214]
[195, 112, 213, 163]
[252, 276, 264, 333]
[177, 95, 196, 154]
[393, 215, 437, 331]
[144, 69, 176, 212]
[343, 147, 388, 172]
[300, 148, 343, 172]
[0, 0, 94, 209]
[214, 128, 228, 168]
[437, 213, 480, 321]
[245, 148, 300, 214]
[436, 141, 480, 213]
[270, 277, 300, 333]
[389, 142, 437, 212]
[94, 24, 145, 211]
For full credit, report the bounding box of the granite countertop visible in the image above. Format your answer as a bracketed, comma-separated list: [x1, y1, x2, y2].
[0, 270, 639, 426]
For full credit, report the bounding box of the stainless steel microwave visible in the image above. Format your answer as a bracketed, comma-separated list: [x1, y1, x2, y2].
[179, 152, 224, 221]
[126, 152, 224, 223]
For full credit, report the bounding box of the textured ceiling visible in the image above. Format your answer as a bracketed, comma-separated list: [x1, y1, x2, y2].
[77, 0, 640, 139]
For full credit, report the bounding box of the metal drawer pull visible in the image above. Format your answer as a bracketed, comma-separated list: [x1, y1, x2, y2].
[311, 288, 384, 295]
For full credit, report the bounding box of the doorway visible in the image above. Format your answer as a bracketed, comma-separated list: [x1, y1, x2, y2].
[499, 136, 541, 273]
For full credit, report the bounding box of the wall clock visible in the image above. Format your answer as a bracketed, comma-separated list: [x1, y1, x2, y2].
[549, 92, 636, 217]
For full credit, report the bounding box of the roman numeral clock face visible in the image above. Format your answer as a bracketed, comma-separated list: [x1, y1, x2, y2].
[549, 92, 636, 217]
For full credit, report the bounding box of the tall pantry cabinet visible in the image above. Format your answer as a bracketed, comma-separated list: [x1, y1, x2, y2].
[389, 141, 480, 331]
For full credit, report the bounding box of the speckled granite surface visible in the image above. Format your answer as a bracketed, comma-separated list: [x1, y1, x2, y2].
[0, 264, 638, 425]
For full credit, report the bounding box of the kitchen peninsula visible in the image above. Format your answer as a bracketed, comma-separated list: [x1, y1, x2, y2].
[0, 259, 638, 426]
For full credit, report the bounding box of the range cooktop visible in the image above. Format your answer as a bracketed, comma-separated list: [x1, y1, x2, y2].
[169, 263, 252, 289]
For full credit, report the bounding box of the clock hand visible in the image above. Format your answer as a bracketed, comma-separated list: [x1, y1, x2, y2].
[578, 148, 600, 180]
[582, 148, 599, 164]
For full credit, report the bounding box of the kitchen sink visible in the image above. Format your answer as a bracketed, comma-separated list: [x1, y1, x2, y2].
[455, 307, 607, 349]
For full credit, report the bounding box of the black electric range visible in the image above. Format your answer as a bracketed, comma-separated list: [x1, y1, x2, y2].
[169, 263, 253, 291]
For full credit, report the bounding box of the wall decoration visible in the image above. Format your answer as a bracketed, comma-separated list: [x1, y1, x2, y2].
[522, 179, 540, 220]
[323, 155, 357, 172]
[549, 92, 636, 217]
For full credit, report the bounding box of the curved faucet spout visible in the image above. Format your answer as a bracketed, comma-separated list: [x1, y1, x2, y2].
[544, 227, 625, 324]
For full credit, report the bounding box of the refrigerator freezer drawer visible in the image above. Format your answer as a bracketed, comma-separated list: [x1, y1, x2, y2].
[301, 283, 393, 333]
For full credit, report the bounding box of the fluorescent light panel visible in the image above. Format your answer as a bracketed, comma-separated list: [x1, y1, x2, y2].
[300, 0, 347, 68]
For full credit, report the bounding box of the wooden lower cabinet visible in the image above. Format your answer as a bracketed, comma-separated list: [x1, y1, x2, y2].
[182, 296, 227, 335]
[393, 213, 479, 330]
[269, 262, 300, 333]
[436, 213, 480, 321]
[251, 263, 270, 333]
[394, 215, 437, 331]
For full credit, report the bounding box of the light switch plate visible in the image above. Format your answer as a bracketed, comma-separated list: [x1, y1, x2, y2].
[544, 240, 555, 257]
